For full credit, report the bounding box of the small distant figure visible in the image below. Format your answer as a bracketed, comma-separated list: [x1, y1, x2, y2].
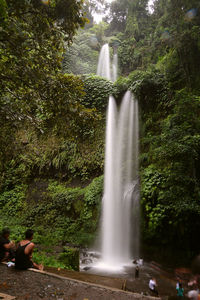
[139, 258, 143, 266]
[176, 282, 184, 297]
[176, 279, 181, 289]
[149, 277, 159, 296]
[176, 279, 183, 291]
[135, 265, 139, 278]
[0, 228, 15, 262]
[15, 229, 43, 270]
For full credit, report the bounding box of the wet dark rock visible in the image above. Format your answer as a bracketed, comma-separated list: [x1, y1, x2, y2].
[83, 266, 91, 271]
[89, 252, 101, 259]
[81, 251, 88, 257]
[81, 258, 92, 264]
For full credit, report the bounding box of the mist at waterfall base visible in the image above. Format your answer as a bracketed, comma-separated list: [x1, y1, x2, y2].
[81, 44, 140, 275]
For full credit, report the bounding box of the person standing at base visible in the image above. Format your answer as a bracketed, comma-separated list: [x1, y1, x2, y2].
[135, 265, 139, 278]
[176, 282, 184, 297]
[149, 277, 159, 296]
[15, 229, 43, 270]
[0, 228, 15, 262]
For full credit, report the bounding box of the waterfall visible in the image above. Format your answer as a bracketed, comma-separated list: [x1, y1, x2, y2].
[97, 44, 140, 269]
[112, 53, 118, 82]
[97, 44, 118, 83]
[102, 92, 140, 267]
[97, 44, 111, 81]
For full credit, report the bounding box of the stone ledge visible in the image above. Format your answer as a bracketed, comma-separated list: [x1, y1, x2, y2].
[1, 263, 161, 299]
[28, 268, 160, 300]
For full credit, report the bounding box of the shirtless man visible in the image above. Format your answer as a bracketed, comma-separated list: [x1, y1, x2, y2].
[15, 229, 43, 270]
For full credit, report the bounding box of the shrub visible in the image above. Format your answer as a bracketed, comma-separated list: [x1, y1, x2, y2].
[81, 74, 117, 111]
[0, 185, 27, 216]
[59, 247, 79, 271]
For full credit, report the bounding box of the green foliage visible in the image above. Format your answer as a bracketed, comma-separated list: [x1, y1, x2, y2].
[80, 175, 103, 233]
[63, 29, 99, 74]
[0, 0, 7, 19]
[0, 176, 103, 267]
[129, 70, 170, 110]
[106, 0, 129, 34]
[108, 0, 200, 93]
[1, 176, 103, 247]
[108, 0, 150, 73]
[141, 90, 200, 250]
[84, 176, 103, 206]
[156, 25, 200, 89]
[59, 247, 79, 271]
[83, 0, 106, 28]
[33, 251, 66, 269]
[0, 73, 104, 186]
[0, 185, 27, 216]
[0, 220, 27, 244]
[0, 0, 98, 181]
[0, 219, 69, 268]
[118, 38, 138, 74]
[47, 181, 84, 216]
[0, 0, 200, 262]
[115, 69, 171, 115]
[0, 113, 104, 187]
[81, 74, 117, 111]
[90, 21, 109, 45]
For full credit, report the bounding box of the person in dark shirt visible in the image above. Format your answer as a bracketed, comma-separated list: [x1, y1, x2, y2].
[0, 228, 15, 262]
[15, 229, 43, 270]
[135, 265, 139, 278]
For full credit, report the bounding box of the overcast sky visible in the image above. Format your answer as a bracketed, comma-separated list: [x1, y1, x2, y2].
[93, 0, 155, 23]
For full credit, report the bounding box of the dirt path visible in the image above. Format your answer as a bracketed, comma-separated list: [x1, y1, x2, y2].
[0, 264, 158, 300]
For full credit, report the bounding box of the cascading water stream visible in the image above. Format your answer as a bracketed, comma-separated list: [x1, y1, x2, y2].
[112, 53, 118, 82]
[101, 91, 140, 268]
[97, 44, 111, 80]
[94, 44, 140, 270]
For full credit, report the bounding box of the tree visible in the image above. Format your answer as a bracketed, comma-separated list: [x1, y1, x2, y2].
[106, 0, 129, 33]
[83, 0, 106, 28]
[0, 0, 93, 176]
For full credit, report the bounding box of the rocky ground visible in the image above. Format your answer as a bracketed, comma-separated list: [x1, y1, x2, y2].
[0, 263, 192, 300]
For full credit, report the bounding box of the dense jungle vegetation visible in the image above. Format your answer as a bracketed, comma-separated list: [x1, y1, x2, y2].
[0, 0, 200, 267]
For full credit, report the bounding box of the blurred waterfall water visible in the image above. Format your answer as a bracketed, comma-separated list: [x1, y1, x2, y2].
[96, 44, 140, 269]
[97, 44, 111, 80]
[112, 53, 118, 82]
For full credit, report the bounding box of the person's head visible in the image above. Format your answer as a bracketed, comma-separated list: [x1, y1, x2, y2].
[25, 229, 34, 240]
[179, 283, 182, 289]
[1, 228, 10, 239]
